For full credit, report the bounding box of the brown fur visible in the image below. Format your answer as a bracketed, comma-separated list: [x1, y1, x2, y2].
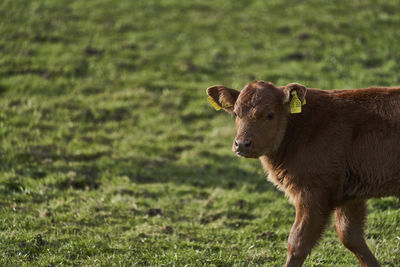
[206, 80, 400, 267]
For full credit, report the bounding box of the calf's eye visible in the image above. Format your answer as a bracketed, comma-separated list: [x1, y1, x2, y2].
[267, 112, 274, 120]
[233, 112, 237, 118]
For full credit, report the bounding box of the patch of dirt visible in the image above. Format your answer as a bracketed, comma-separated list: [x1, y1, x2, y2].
[147, 208, 163, 217]
[257, 231, 277, 241]
[162, 226, 174, 234]
[235, 199, 246, 209]
[84, 46, 104, 56]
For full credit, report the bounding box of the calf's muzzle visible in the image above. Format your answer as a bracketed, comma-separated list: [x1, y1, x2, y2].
[233, 138, 253, 156]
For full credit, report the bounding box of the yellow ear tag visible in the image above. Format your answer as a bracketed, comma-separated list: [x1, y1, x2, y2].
[290, 90, 302, 114]
[207, 96, 222, 111]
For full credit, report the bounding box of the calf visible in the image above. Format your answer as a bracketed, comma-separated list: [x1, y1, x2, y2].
[206, 80, 400, 267]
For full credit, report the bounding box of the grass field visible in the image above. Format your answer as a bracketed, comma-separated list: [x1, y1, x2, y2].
[1, 0, 400, 266]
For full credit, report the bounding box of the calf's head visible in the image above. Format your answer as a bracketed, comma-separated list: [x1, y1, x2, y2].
[207, 80, 306, 158]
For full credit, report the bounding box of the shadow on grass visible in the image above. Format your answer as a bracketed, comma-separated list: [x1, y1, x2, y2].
[106, 151, 271, 192]
[1, 143, 272, 198]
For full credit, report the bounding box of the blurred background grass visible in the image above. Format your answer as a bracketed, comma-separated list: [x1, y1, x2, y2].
[0, 0, 400, 266]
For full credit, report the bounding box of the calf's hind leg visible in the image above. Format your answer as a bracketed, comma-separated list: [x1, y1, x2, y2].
[334, 200, 380, 267]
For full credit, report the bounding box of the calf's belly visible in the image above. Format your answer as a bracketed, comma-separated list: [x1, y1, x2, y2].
[344, 162, 400, 199]
[344, 136, 400, 199]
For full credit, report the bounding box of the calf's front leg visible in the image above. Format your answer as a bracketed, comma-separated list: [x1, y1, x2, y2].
[285, 195, 333, 267]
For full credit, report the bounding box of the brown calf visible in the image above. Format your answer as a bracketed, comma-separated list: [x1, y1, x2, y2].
[207, 80, 400, 267]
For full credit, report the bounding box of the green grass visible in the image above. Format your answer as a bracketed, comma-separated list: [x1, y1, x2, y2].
[1, 0, 400, 265]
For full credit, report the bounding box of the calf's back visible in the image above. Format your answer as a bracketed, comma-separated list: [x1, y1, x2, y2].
[265, 87, 400, 203]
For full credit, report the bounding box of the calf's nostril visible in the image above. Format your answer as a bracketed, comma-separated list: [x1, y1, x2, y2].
[234, 139, 239, 148]
[244, 140, 251, 147]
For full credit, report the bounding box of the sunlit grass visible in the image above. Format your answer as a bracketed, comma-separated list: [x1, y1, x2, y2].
[0, 0, 400, 265]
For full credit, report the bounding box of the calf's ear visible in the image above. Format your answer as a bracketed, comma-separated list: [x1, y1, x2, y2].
[282, 83, 307, 104]
[206, 85, 239, 113]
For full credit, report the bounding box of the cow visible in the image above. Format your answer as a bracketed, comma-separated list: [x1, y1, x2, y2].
[206, 80, 400, 267]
